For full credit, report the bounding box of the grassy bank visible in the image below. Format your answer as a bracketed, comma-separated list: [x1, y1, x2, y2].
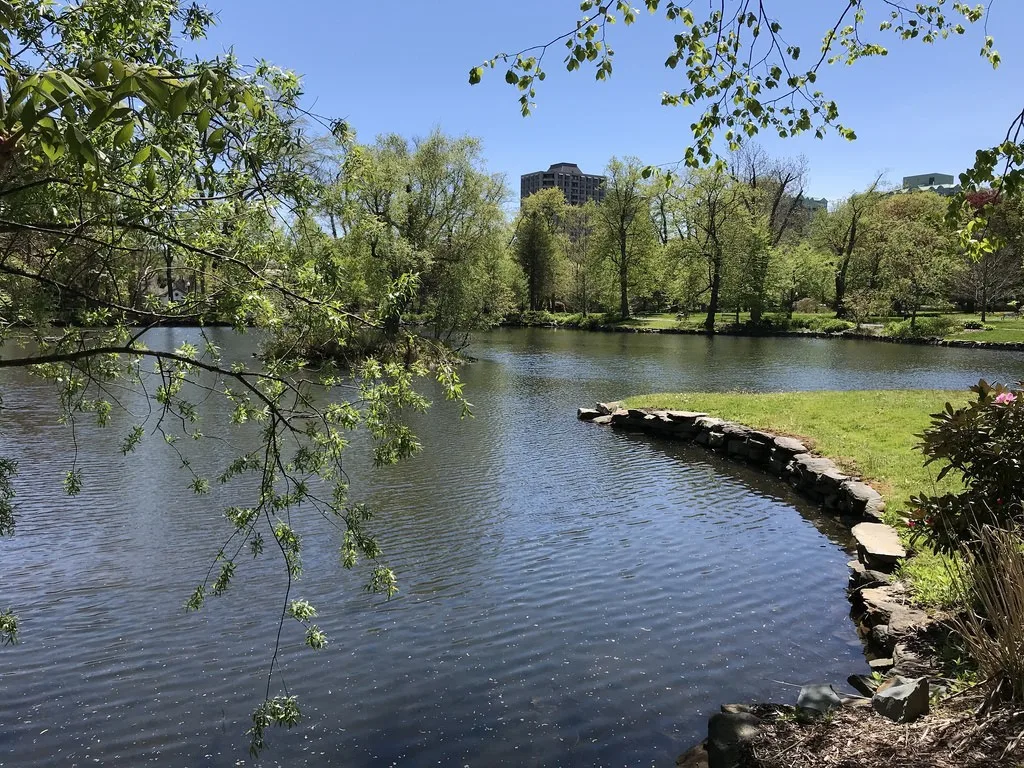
[623, 389, 971, 606]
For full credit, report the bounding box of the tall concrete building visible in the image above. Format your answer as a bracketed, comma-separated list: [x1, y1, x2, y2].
[520, 162, 606, 206]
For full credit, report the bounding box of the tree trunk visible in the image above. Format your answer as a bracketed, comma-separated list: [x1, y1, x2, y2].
[165, 245, 174, 302]
[704, 256, 721, 332]
[981, 258, 989, 323]
[618, 231, 630, 318]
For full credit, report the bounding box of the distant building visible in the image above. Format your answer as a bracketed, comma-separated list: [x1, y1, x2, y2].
[901, 172, 959, 197]
[521, 162, 606, 207]
[800, 197, 828, 213]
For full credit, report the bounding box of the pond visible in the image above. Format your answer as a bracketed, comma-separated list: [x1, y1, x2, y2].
[2, 328, 1023, 767]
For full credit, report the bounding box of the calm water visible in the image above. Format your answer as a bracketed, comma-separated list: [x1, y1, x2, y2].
[2, 329, 1022, 767]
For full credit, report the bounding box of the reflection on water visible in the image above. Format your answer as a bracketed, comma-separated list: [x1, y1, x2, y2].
[2, 329, 1022, 767]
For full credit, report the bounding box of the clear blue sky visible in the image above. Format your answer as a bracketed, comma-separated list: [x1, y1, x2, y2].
[192, 1, 1024, 205]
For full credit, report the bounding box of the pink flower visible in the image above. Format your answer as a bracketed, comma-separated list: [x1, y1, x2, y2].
[994, 392, 1017, 405]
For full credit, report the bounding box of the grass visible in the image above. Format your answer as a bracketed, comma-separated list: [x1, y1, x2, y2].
[623, 389, 975, 608]
[623, 389, 966, 512]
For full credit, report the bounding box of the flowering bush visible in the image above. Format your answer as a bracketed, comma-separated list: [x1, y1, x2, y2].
[910, 380, 1024, 554]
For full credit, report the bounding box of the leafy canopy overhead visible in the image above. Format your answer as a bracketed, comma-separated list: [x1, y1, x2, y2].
[472, 1, 1003, 180]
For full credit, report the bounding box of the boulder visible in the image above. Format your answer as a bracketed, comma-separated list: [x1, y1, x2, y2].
[695, 416, 727, 431]
[847, 559, 893, 589]
[872, 677, 929, 723]
[868, 657, 895, 672]
[797, 684, 843, 715]
[848, 674, 876, 697]
[707, 712, 762, 768]
[596, 401, 622, 415]
[852, 523, 906, 571]
[577, 407, 601, 421]
[592, 415, 613, 426]
[842, 480, 886, 520]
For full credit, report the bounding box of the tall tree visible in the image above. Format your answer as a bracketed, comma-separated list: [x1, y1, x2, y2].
[813, 181, 881, 317]
[514, 186, 567, 311]
[596, 156, 655, 318]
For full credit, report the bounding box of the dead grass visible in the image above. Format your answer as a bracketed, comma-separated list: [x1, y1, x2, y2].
[741, 694, 1024, 768]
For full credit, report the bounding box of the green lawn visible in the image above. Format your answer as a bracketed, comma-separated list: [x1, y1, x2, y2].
[623, 389, 972, 607]
[622, 389, 967, 513]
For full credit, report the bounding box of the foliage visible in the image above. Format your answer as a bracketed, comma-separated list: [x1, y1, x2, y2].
[962, 320, 994, 330]
[910, 380, 1024, 555]
[473, 1, 994, 169]
[515, 187, 567, 311]
[806, 317, 855, 334]
[949, 525, 1024, 705]
[885, 316, 961, 339]
[0, 1, 477, 755]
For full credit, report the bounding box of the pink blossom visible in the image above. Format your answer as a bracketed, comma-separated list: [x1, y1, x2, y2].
[994, 392, 1017, 405]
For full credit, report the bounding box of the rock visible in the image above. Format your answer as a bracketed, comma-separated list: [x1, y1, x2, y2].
[869, 658, 895, 672]
[707, 712, 762, 768]
[676, 741, 710, 768]
[857, 586, 929, 635]
[577, 407, 601, 421]
[695, 416, 727, 431]
[847, 559, 893, 589]
[773, 436, 808, 455]
[842, 480, 886, 520]
[852, 522, 906, 571]
[627, 408, 651, 420]
[596, 401, 621, 415]
[872, 677, 929, 723]
[797, 684, 843, 715]
[720, 704, 754, 715]
[848, 674, 876, 697]
[592, 415, 613, 426]
[665, 410, 707, 424]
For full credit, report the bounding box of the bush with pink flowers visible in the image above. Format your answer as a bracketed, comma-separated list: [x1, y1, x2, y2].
[910, 380, 1024, 555]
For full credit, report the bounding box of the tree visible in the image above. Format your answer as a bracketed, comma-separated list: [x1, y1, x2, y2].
[954, 190, 1024, 320]
[813, 182, 881, 317]
[0, 1, 469, 755]
[561, 199, 600, 314]
[514, 186, 567, 311]
[878, 191, 960, 327]
[595, 156, 655, 318]
[679, 168, 743, 330]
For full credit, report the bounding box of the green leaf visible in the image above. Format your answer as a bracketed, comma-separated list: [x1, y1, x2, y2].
[113, 122, 134, 146]
[196, 107, 212, 134]
[169, 86, 188, 119]
[130, 144, 152, 166]
[207, 127, 227, 151]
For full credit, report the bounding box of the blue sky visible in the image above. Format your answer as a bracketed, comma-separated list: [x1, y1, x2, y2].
[192, 1, 1024, 205]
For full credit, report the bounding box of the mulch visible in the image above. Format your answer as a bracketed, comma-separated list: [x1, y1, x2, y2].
[740, 693, 1024, 768]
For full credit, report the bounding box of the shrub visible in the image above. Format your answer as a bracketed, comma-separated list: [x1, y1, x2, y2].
[950, 525, 1024, 705]
[885, 316, 961, 339]
[962, 320, 994, 331]
[909, 380, 1024, 555]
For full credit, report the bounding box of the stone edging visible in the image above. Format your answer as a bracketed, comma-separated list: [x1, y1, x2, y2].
[512, 319, 1024, 351]
[578, 403, 942, 766]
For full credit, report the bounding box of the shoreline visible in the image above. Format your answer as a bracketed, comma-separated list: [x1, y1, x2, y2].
[506, 319, 1024, 351]
[578, 403, 945, 766]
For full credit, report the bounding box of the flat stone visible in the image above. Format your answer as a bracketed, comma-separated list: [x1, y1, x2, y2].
[720, 423, 751, 439]
[869, 658, 895, 672]
[858, 586, 930, 635]
[792, 454, 840, 479]
[773, 436, 808, 455]
[797, 684, 843, 715]
[720, 704, 754, 715]
[627, 408, 650, 420]
[665, 410, 707, 423]
[592, 415, 613, 426]
[872, 677, 929, 723]
[577, 407, 601, 421]
[695, 416, 727, 430]
[852, 523, 906, 570]
[596, 401, 621, 415]
[707, 712, 761, 768]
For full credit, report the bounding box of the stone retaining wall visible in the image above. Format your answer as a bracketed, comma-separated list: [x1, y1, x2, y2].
[578, 403, 939, 766]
